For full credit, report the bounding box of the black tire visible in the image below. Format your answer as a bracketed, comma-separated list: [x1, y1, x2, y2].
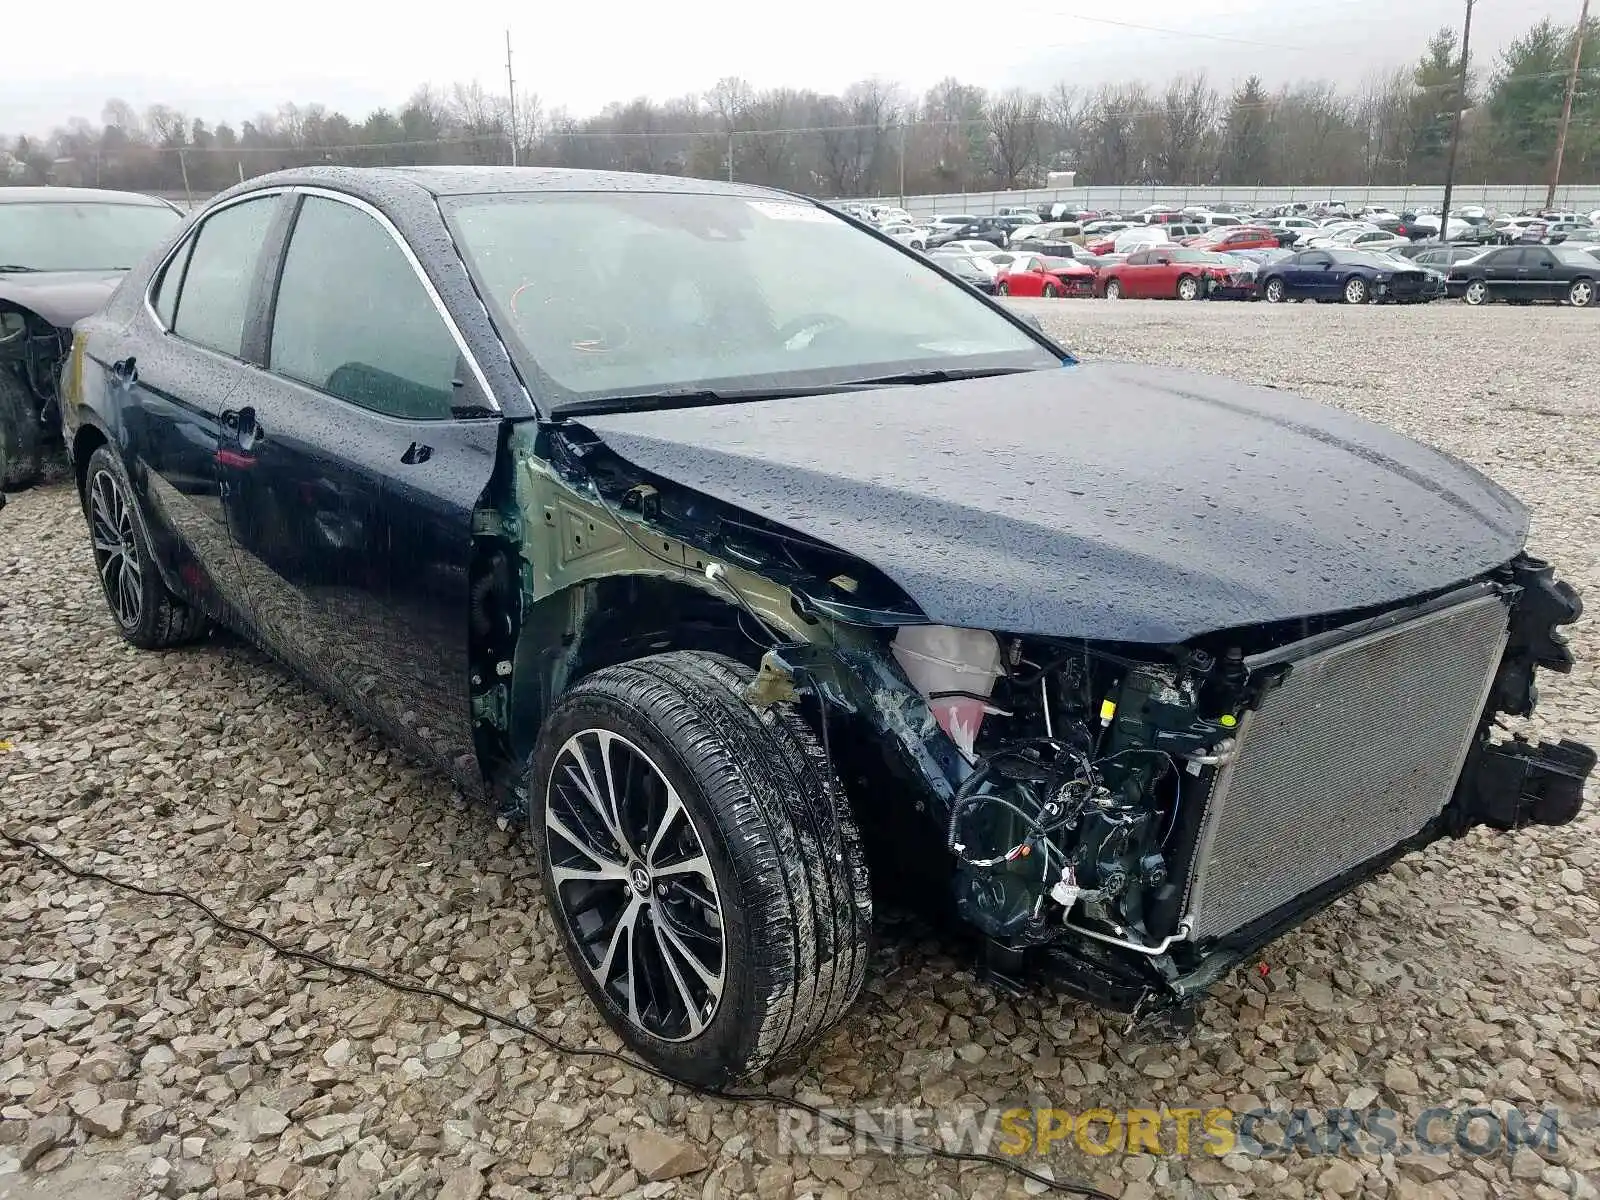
[81, 445, 210, 649]
[1463, 278, 1489, 306]
[529, 651, 871, 1086]
[1263, 277, 1287, 303]
[0, 368, 42, 490]
[995, 281, 1009, 296]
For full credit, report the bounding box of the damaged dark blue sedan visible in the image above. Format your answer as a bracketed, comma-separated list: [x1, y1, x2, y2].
[60, 167, 1593, 1085]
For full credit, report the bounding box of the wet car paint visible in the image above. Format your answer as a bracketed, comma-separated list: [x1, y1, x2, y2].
[582, 361, 1528, 644]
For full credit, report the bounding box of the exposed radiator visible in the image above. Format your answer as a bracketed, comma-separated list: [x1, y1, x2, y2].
[1181, 588, 1511, 942]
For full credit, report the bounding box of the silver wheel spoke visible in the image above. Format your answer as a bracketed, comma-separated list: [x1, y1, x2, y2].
[645, 790, 685, 866]
[651, 920, 706, 1037]
[594, 897, 640, 985]
[653, 853, 714, 884]
[655, 911, 724, 999]
[565, 734, 629, 852]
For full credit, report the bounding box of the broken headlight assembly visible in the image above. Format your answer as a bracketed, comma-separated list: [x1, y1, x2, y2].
[894, 625, 1248, 959]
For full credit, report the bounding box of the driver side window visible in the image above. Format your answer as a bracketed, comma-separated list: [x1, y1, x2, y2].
[268, 196, 469, 421]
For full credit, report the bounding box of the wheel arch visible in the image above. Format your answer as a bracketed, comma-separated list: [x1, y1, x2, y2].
[505, 573, 767, 782]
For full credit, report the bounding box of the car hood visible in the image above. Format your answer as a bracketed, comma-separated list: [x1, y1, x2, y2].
[580, 362, 1528, 643]
[0, 269, 124, 328]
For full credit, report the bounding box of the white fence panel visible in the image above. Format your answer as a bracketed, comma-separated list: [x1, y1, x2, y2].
[863, 184, 1600, 218]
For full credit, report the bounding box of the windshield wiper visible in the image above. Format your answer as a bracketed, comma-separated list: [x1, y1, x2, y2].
[551, 385, 848, 418]
[0, 264, 40, 273]
[834, 366, 1042, 387]
[550, 366, 1048, 419]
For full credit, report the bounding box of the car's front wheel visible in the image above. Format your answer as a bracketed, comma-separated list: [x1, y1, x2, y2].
[1464, 279, 1489, 305]
[1343, 276, 1369, 304]
[1263, 277, 1287, 303]
[530, 651, 871, 1086]
[1104, 278, 1123, 300]
[81, 445, 210, 649]
[1042, 283, 1060, 298]
[1176, 274, 1201, 301]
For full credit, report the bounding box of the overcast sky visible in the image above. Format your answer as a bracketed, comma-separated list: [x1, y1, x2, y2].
[3, 0, 1574, 137]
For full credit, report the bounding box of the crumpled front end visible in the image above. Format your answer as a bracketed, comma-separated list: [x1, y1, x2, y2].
[745, 553, 1591, 1020]
[508, 422, 1591, 1024]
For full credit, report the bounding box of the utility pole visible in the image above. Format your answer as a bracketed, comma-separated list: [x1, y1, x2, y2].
[505, 30, 518, 167]
[1546, 0, 1591, 210]
[727, 132, 735, 183]
[896, 120, 908, 208]
[1437, 0, 1474, 240]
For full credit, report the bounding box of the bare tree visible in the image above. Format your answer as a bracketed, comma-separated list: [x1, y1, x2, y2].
[1155, 74, 1219, 185]
[987, 88, 1044, 187]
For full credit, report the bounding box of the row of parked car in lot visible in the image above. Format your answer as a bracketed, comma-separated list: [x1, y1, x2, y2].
[835, 201, 1600, 309]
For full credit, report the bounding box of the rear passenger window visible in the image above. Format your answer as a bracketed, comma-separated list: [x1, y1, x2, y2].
[268, 196, 464, 421]
[171, 197, 278, 357]
[150, 241, 193, 329]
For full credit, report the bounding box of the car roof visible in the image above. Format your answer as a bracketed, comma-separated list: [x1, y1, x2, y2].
[0, 186, 173, 206]
[213, 164, 798, 204]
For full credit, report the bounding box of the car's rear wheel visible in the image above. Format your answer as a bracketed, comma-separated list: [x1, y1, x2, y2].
[81, 445, 210, 649]
[1042, 283, 1060, 298]
[529, 651, 871, 1086]
[1568, 278, 1594, 307]
[0, 370, 43, 491]
[1176, 274, 1201, 301]
[1464, 279, 1489, 305]
[1104, 279, 1122, 300]
[1343, 277, 1369, 304]
[1263, 277, 1287, 303]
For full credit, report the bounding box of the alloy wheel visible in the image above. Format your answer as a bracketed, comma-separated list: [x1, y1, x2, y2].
[1344, 278, 1367, 304]
[544, 729, 726, 1042]
[1465, 280, 1487, 305]
[1177, 276, 1200, 300]
[1265, 278, 1286, 303]
[1570, 280, 1594, 307]
[89, 468, 143, 630]
[1105, 280, 1122, 299]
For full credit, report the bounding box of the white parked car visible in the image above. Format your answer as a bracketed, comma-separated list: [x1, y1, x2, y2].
[1110, 226, 1169, 253]
[879, 223, 930, 250]
[931, 239, 1004, 256]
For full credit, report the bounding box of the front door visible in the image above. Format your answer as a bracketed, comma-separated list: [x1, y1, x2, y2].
[219, 191, 501, 783]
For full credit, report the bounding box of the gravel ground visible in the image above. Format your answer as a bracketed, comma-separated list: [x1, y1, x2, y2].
[2, 299, 1599, 1200]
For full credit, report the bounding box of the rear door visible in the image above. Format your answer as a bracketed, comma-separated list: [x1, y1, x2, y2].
[1518, 247, 1562, 301]
[85, 191, 288, 628]
[219, 189, 502, 781]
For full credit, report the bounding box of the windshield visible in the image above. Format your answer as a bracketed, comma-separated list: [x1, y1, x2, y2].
[0, 201, 181, 272]
[1170, 249, 1233, 265]
[442, 191, 1059, 409]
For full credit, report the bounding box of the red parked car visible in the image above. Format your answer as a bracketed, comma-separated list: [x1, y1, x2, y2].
[1181, 226, 1283, 252]
[994, 253, 1097, 297]
[1094, 247, 1250, 300]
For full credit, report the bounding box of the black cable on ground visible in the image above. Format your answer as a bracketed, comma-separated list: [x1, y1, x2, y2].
[1, 827, 1115, 1199]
